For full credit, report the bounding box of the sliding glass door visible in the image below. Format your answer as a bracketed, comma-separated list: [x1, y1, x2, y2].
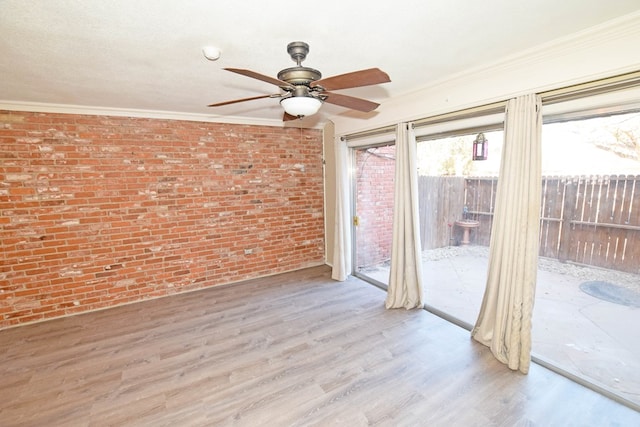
[534, 109, 640, 407]
[352, 143, 396, 287]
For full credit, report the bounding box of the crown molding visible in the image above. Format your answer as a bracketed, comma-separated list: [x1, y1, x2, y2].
[0, 100, 295, 128]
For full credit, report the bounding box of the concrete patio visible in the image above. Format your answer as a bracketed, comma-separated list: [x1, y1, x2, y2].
[361, 245, 640, 408]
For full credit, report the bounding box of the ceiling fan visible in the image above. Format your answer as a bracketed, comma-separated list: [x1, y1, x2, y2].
[208, 41, 391, 121]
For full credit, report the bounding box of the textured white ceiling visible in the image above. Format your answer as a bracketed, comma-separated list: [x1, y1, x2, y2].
[1, 0, 639, 126]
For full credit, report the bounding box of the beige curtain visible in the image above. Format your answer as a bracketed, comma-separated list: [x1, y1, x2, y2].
[471, 94, 542, 373]
[332, 138, 352, 281]
[386, 123, 424, 309]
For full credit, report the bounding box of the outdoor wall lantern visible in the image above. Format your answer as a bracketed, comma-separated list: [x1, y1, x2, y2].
[473, 132, 488, 161]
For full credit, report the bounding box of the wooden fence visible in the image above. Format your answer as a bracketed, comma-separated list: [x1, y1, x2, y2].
[419, 175, 640, 274]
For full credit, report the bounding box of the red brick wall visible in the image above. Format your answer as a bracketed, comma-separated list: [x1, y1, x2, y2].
[355, 145, 395, 269]
[0, 111, 325, 329]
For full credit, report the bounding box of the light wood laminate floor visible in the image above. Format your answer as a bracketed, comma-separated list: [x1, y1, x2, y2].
[1, 265, 638, 426]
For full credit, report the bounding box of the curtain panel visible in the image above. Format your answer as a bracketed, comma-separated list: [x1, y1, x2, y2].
[331, 138, 352, 281]
[385, 123, 425, 309]
[471, 94, 542, 373]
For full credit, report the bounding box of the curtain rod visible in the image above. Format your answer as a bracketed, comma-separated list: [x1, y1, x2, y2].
[540, 70, 640, 105]
[411, 101, 506, 129]
[341, 125, 396, 142]
[341, 69, 640, 141]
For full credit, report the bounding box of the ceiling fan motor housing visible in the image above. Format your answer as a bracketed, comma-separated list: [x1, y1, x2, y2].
[277, 67, 322, 86]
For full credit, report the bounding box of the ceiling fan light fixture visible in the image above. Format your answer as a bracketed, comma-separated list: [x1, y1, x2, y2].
[280, 96, 322, 117]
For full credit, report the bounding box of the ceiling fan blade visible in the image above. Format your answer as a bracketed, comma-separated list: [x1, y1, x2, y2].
[225, 68, 293, 88]
[323, 92, 380, 112]
[208, 94, 273, 107]
[312, 68, 390, 91]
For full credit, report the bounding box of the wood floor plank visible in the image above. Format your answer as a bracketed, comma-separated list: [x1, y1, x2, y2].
[1, 265, 638, 426]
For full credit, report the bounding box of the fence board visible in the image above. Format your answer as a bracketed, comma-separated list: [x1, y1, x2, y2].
[539, 177, 564, 259]
[623, 177, 640, 270]
[419, 176, 464, 248]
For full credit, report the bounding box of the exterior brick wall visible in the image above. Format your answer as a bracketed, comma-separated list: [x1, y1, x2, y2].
[0, 111, 325, 329]
[355, 145, 395, 269]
